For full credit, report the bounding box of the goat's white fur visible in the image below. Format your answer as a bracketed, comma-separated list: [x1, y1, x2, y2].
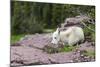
[51, 26, 84, 46]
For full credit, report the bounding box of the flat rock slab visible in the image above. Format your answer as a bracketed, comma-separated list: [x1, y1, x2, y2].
[18, 34, 52, 49]
[11, 46, 51, 66]
[63, 15, 90, 26]
[49, 52, 74, 63]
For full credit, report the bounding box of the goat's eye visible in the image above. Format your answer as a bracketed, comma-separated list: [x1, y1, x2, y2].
[54, 37, 56, 39]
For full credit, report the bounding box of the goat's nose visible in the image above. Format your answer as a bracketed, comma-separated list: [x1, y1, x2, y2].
[51, 42, 54, 44]
[51, 41, 54, 44]
[51, 41, 53, 44]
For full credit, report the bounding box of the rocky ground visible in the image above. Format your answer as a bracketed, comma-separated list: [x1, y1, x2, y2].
[10, 33, 95, 67]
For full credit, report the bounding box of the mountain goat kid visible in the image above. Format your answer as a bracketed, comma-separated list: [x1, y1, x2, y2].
[51, 26, 84, 47]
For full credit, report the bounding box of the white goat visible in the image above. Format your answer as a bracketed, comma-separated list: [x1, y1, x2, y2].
[51, 26, 84, 46]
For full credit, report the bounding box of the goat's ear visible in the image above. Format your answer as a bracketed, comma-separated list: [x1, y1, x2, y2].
[56, 28, 60, 34]
[58, 30, 60, 34]
[57, 28, 60, 34]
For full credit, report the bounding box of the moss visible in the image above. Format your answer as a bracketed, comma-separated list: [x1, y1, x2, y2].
[58, 45, 78, 52]
[11, 34, 25, 44]
[44, 45, 78, 53]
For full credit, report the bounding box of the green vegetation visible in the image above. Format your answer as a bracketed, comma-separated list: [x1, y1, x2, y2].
[11, 34, 25, 44]
[58, 45, 77, 52]
[11, 1, 95, 49]
[11, 1, 95, 35]
[44, 45, 78, 53]
[83, 23, 95, 42]
[83, 50, 95, 58]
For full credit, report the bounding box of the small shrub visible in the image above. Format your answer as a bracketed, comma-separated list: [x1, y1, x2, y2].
[83, 22, 95, 42]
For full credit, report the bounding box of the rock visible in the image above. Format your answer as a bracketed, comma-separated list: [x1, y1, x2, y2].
[11, 33, 95, 66]
[11, 46, 51, 66]
[10, 62, 23, 67]
[79, 42, 95, 52]
[18, 33, 52, 49]
[11, 42, 21, 46]
[61, 15, 91, 30]
[49, 52, 74, 63]
[11, 45, 78, 66]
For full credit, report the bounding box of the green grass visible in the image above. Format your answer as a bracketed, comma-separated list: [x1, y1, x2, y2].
[43, 29, 55, 33]
[58, 45, 77, 52]
[83, 50, 95, 58]
[45, 45, 78, 53]
[11, 34, 25, 44]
